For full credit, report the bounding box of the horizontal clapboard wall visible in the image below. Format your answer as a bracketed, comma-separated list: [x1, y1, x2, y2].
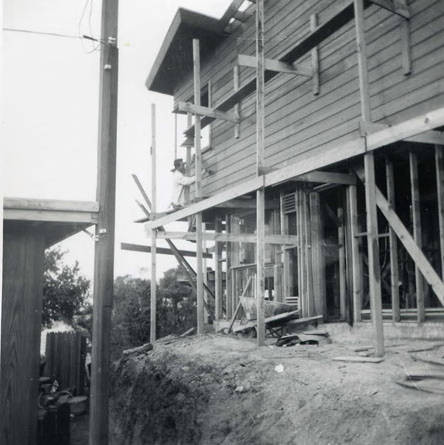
[175, 0, 444, 197]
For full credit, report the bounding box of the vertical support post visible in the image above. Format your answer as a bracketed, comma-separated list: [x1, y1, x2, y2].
[214, 217, 223, 320]
[174, 112, 178, 160]
[234, 65, 240, 138]
[400, 0, 411, 76]
[231, 216, 241, 309]
[348, 185, 362, 323]
[304, 192, 314, 316]
[193, 39, 204, 334]
[225, 214, 233, 319]
[150, 103, 157, 343]
[385, 158, 400, 322]
[90, 0, 119, 443]
[208, 80, 213, 146]
[338, 206, 347, 320]
[280, 194, 290, 300]
[354, 0, 383, 354]
[364, 152, 385, 357]
[184, 112, 192, 206]
[409, 151, 424, 322]
[256, 0, 266, 346]
[435, 146, 444, 280]
[353, 0, 372, 124]
[310, 192, 326, 317]
[310, 13, 320, 96]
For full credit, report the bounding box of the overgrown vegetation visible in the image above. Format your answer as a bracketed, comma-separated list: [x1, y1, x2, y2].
[110, 267, 196, 359]
[42, 247, 91, 329]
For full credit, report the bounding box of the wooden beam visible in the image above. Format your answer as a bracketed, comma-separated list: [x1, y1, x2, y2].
[174, 101, 239, 123]
[121, 242, 211, 258]
[364, 152, 385, 357]
[256, 0, 265, 347]
[370, 0, 410, 19]
[354, 0, 372, 123]
[435, 145, 444, 281]
[385, 158, 400, 322]
[409, 151, 424, 322]
[90, 0, 118, 441]
[194, 39, 205, 335]
[156, 231, 298, 245]
[404, 131, 444, 145]
[147, 108, 444, 230]
[348, 185, 362, 323]
[237, 54, 312, 77]
[399, 0, 411, 75]
[367, 108, 444, 150]
[220, 0, 245, 28]
[310, 13, 320, 95]
[150, 103, 157, 342]
[233, 65, 240, 139]
[3, 209, 98, 224]
[131, 174, 152, 210]
[295, 170, 356, 185]
[338, 207, 347, 320]
[3, 198, 99, 213]
[214, 217, 223, 320]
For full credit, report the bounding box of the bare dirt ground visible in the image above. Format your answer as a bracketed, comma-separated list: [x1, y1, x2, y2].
[110, 328, 444, 445]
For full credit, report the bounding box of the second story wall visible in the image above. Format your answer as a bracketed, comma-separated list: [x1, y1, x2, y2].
[175, 0, 444, 197]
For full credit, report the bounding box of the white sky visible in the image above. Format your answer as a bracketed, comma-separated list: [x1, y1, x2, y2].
[3, 0, 231, 281]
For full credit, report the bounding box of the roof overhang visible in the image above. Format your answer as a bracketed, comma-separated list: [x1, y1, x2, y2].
[3, 198, 99, 247]
[145, 8, 226, 96]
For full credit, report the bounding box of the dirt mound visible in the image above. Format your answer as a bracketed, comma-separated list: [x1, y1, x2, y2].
[110, 334, 444, 444]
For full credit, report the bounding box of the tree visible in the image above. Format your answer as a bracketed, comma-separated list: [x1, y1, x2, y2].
[110, 268, 196, 359]
[42, 247, 90, 328]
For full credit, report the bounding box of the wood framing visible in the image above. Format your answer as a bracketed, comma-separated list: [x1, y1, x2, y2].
[174, 101, 239, 123]
[121, 242, 211, 258]
[150, 103, 157, 342]
[256, 0, 266, 347]
[409, 151, 425, 322]
[155, 231, 298, 245]
[237, 54, 312, 77]
[194, 38, 205, 335]
[436, 145, 444, 280]
[385, 158, 400, 322]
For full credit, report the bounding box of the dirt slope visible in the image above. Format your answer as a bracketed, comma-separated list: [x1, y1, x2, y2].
[110, 333, 444, 445]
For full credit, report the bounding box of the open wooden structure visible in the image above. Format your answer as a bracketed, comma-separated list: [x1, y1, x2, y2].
[133, 0, 444, 353]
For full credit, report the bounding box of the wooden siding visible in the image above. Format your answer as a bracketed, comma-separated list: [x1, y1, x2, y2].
[175, 0, 444, 197]
[1, 225, 45, 445]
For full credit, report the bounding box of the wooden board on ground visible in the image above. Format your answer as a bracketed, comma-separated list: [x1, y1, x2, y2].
[232, 312, 319, 334]
[333, 356, 384, 363]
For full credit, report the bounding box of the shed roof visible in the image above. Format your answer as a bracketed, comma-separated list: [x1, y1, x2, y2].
[3, 197, 99, 247]
[145, 8, 226, 96]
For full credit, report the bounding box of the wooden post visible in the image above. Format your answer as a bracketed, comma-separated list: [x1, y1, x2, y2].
[353, 0, 371, 123]
[225, 214, 233, 318]
[214, 217, 223, 320]
[348, 185, 362, 323]
[193, 38, 205, 334]
[385, 158, 400, 322]
[90, 0, 119, 442]
[310, 13, 320, 96]
[256, 0, 266, 346]
[174, 112, 178, 160]
[409, 151, 424, 322]
[185, 112, 192, 205]
[234, 65, 240, 138]
[338, 206, 347, 320]
[364, 152, 385, 357]
[150, 103, 157, 342]
[310, 192, 326, 317]
[435, 145, 444, 280]
[231, 216, 241, 309]
[304, 192, 314, 316]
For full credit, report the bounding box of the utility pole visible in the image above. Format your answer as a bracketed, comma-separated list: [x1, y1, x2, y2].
[89, 0, 119, 443]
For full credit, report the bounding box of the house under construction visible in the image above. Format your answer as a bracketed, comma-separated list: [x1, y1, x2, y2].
[141, 0, 444, 354]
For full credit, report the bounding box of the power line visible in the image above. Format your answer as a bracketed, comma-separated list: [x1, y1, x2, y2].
[3, 27, 80, 39]
[3, 27, 101, 43]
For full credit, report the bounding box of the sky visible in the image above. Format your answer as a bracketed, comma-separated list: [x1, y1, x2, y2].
[2, 0, 231, 281]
